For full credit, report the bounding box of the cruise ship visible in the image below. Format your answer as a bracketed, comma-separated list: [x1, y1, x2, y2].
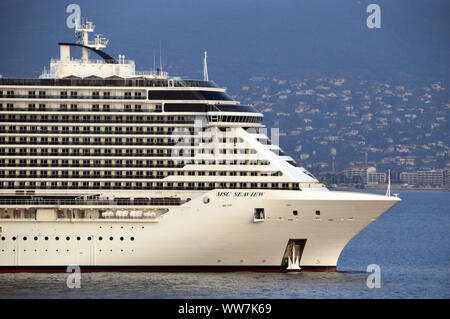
[0, 20, 401, 272]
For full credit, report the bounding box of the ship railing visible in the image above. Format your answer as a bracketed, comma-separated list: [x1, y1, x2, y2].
[1, 94, 146, 100]
[0, 78, 218, 88]
[0, 198, 186, 206]
[135, 70, 168, 78]
[50, 58, 125, 65]
[0, 107, 163, 113]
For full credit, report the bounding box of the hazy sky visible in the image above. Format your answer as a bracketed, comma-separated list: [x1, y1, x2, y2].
[0, 0, 448, 83]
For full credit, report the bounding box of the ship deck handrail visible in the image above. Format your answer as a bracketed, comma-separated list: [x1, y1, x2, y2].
[0, 107, 163, 113]
[0, 94, 147, 100]
[0, 78, 218, 88]
[0, 198, 186, 206]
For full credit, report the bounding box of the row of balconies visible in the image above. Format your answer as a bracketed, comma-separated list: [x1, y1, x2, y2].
[0, 141, 179, 146]
[0, 105, 162, 113]
[0, 127, 180, 134]
[0, 151, 196, 157]
[0, 119, 194, 124]
[0, 170, 282, 178]
[0, 137, 235, 143]
[0, 182, 300, 191]
[0, 93, 146, 100]
[0, 148, 255, 154]
[0, 160, 270, 167]
[0, 163, 185, 168]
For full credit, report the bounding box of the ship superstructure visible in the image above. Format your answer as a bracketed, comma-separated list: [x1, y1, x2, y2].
[0, 20, 400, 271]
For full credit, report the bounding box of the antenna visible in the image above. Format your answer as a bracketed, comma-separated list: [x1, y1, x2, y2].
[203, 50, 209, 81]
[159, 41, 163, 71]
[153, 49, 156, 73]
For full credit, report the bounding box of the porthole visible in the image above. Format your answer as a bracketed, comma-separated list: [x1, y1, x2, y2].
[12, 237, 16, 241]
[77, 237, 81, 241]
[55, 236, 59, 240]
[23, 236, 27, 241]
[130, 237, 134, 241]
[1, 237, 5, 241]
[203, 197, 210, 204]
[315, 210, 321, 216]
[120, 237, 124, 241]
[99, 236, 103, 241]
[88, 236, 92, 241]
[34, 236, 38, 240]
[109, 237, 113, 241]
[66, 236, 70, 241]
[45, 236, 48, 240]
[293, 210, 298, 216]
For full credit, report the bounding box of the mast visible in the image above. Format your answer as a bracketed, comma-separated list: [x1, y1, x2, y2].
[159, 41, 163, 73]
[385, 169, 391, 197]
[74, 18, 109, 62]
[203, 50, 209, 81]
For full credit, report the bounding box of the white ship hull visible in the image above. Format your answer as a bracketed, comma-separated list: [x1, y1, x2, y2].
[0, 190, 400, 272]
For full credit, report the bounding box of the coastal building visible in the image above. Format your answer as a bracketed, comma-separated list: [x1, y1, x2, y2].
[344, 165, 376, 184]
[400, 169, 445, 186]
[367, 172, 386, 185]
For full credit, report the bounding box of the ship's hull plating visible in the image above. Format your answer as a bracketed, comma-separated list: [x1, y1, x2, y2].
[0, 190, 400, 272]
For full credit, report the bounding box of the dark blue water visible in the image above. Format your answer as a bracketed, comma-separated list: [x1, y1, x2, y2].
[0, 191, 448, 298]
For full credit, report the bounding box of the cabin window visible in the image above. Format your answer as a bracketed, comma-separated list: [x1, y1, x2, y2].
[293, 210, 298, 216]
[315, 210, 321, 216]
[254, 208, 265, 220]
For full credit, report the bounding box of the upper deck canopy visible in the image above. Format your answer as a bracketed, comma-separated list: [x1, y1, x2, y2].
[0, 77, 218, 88]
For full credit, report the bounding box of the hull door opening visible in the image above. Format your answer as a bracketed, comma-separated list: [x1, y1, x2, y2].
[282, 239, 307, 270]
